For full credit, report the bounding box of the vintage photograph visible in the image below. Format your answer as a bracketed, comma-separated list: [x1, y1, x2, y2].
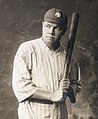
[0, 0, 98, 119]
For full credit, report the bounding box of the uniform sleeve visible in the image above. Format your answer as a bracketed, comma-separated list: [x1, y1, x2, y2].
[12, 43, 39, 102]
[67, 58, 81, 103]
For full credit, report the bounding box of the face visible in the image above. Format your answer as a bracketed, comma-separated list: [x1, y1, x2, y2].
[42, 21, 66, 48]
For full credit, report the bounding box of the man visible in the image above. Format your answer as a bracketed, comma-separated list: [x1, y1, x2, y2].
[12, 8, 81, 119]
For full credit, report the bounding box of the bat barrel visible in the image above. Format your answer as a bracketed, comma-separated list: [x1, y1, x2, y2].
[69, 12, 80, 40]
[64, 12, 80, 79]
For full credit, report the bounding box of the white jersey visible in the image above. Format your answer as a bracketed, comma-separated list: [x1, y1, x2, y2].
[12, 38, 80, 119]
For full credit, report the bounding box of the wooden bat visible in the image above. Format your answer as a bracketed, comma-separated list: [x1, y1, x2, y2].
[63, 12, 80, 79]
[63, 12, 80, 103]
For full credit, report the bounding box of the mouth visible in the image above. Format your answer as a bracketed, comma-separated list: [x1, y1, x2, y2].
[46, 36, 54, 39]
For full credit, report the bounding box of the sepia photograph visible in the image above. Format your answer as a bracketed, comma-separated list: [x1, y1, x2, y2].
[0, 0, 98, 119]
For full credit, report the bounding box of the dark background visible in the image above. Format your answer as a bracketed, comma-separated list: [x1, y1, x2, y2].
[0, 0, 98, 119]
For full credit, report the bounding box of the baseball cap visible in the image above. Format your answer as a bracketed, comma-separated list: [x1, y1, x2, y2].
[44, 8, 68, 29]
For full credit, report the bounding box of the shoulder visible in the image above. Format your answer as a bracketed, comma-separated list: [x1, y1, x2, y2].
[18, 38, 41, 51]
[15, 38, 41, 56]
[20, 38, 41, 48]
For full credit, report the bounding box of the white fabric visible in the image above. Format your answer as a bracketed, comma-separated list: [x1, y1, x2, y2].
[12, 38, 79, 119]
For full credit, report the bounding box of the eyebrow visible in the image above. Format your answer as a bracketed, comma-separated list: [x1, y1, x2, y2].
[44, 22, 60, 27]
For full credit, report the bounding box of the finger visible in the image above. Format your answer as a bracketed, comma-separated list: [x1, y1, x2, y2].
[59, 82, 66, 87]
[60, 81, 70, 84]
[59, 85, 69, 90]
[59, 78, 69, 82]
[60, 80, 70, 84]
[63, 89, 68, 93]
[63, 91, 67, 99]
[60, 79, 70, 82]
[59, 84, 70, 90]
[59, 82, 70, 87]
[76, 86, 81, 92]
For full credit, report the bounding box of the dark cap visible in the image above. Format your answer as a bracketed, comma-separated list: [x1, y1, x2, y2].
[44, 8, 68, 29]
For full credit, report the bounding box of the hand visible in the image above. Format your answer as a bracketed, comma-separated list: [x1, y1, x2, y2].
[50, 78, 70, 102]
[50, 88, 67, 102]
[71, 82, 81, 93]
[67, 81, 82, 103]
[59, 78, 70, 99]
[59, 78, 70, 90]
[75, 85, 81, 93]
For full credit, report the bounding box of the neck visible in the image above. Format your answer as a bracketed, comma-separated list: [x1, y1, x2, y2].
[42, 38, 60, 51]
[47, 41, 60, 51]
[50, 41, 60, 51]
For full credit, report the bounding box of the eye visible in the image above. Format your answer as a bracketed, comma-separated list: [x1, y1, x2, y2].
[55, 26, 62, 31]
[44, 24, 51, 28]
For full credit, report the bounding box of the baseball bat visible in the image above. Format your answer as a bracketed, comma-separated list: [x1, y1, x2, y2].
[63, 12, 80, 103]
[63, 12, 80, 79]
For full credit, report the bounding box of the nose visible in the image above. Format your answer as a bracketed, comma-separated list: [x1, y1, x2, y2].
[49, 27, 55, 35]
